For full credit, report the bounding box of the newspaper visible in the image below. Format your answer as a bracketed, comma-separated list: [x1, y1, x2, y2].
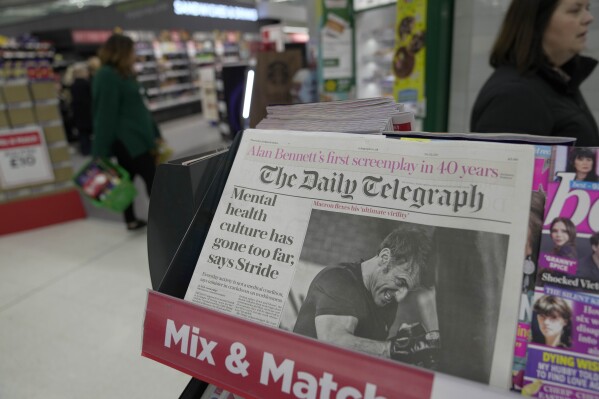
[384, 131, 577, 145]
[184, 129, 535, 389]
[257, 97, 411, 134]
[522, 146, 599, 398]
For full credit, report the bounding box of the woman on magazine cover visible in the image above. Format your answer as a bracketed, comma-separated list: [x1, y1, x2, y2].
[532, 295, 573, 348]
[470, 0, 598, 146]
[566, 147, 599, 182]
[549, 217, 578, 259]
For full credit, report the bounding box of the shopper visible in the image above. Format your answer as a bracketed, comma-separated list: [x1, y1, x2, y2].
[532, 295, 572, 348]
[549, 217, 577, 259]
[92, 34, 159, 231]
[70, 62, 93, 156]
[470, 0, 598, 146]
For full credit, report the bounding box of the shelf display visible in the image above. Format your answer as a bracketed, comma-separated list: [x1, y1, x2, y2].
[142, 125, 556, 398]
[190, 32, 218, 123]
[129, 30, 200, 113]
[0, 38, 85, 234]
[212, 31, 260, 138]
[0, 40, 55, 81]
[355, 5, 396, 99]
[126, 30, 259, 119]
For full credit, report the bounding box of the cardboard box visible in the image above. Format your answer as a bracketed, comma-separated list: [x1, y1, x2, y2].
[34, 104, 61, 123]
[7, 107, 36, 127]
[52, 166, 74, 183]
[30, 81, 57, 101]
[43, 124, 67, 143]
[49, 146, 70, 163]
[2, 84, 32, 104]
[0, 109, 10, 129]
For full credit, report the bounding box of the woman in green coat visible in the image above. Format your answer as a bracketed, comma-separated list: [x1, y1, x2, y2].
[92, 34, 159, 230]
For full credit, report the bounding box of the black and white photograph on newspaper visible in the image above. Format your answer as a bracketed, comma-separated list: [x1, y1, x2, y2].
[280, 209, 509, 385]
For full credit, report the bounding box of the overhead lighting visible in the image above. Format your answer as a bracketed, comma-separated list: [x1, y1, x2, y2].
[242, 69, 255, 120]
[173, 0, 258, 21]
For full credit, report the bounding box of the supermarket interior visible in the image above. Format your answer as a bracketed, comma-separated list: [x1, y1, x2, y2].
[1, 0, 599, 398]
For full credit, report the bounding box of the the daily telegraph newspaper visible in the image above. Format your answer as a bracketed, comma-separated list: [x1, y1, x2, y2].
[522, 146, 599, 398]
[184, 129, 535, 389]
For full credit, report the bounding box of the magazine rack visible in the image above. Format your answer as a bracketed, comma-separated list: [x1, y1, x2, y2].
[144, 131, 517, 399]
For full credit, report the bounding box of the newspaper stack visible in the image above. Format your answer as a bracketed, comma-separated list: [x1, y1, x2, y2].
[256, 97, 413, 134]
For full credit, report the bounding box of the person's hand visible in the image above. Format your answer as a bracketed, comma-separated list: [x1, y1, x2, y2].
[388, 323, 440, 369]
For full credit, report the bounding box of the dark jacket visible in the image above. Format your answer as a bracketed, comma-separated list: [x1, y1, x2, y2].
[471, 56, 598, 146]
[92, 65, 158, 158]
[70, 78, 93, 133]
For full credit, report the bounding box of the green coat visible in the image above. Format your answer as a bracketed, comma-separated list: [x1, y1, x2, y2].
[92, 65, 158, 158]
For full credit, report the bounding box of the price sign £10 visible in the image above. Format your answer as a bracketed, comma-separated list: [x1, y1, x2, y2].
[9, 150, 37, 168]
[0, 128, 55, 189]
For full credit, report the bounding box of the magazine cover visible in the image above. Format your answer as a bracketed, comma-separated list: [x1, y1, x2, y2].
[522, 146, 599, 398]
[184, 129, 535, 388]
[511, 145, 552, 391]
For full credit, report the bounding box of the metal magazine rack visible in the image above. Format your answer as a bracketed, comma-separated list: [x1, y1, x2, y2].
[144, 131, 516, 399]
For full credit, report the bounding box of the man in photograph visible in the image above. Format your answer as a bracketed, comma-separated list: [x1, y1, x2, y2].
[577, 232, 599, 281]
[293, 224, 439, 366]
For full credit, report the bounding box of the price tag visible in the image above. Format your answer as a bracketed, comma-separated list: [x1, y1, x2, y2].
[0, 127, 55, 189]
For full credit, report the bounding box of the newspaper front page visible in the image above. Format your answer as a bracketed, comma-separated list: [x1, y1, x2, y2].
[184, 129, 535, 388]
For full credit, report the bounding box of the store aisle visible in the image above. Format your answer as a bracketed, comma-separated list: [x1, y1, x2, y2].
[0, 115, 228, 399]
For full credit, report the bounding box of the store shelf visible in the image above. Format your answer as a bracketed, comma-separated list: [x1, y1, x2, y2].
[147, 94, 202, 111]
[163, 70, 191, 79]
[136, 61, 158, 68]
[146, 83, 196, 96]
[138, 74, 159, 82]
[137, 49, 155, 56]
[162, 59, 190, 67]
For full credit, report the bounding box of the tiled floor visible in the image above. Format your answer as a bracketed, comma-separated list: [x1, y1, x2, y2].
[0, 115, 229, 399]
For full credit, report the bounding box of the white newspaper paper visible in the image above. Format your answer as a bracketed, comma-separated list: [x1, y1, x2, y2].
[184, 129, 535, 388]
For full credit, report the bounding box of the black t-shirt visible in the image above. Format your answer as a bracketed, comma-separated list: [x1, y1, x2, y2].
[293, 262, 396, 341]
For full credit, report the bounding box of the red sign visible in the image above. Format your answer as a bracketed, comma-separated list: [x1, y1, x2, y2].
[0, 132, 41, 150]
[142, 291, 434, 399]
[393, 122, 412, 132]
[71, 30, 112, 44]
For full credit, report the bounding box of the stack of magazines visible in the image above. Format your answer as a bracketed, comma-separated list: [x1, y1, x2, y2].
[255, 97, 414, 134]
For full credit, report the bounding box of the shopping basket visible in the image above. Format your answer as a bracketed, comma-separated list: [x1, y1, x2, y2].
[73, 158, 137, 212]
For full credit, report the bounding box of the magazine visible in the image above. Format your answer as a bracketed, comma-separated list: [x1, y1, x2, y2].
[522, 146, 599, 398]
[511, 145, 553, 391]
[183, 129, 535, 389]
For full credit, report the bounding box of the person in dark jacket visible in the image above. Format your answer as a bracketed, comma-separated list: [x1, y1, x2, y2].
[70, 63, 93, 156]
[92, 34, 159, 230]
[471, 0, 598, 146]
